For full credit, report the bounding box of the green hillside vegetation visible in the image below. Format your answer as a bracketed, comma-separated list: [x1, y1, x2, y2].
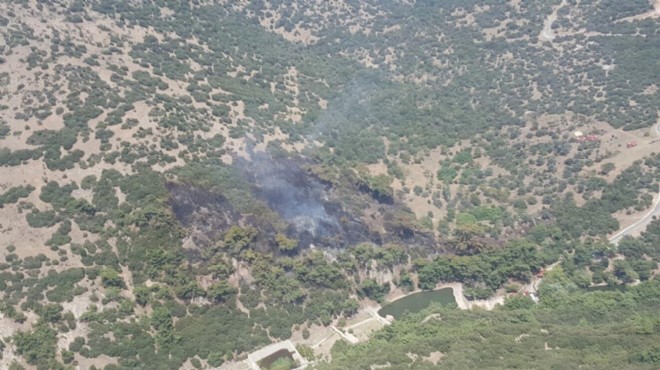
[322, 278, 660, 370]
[0, 0, 658, 368]
[323, 218, 660, 368]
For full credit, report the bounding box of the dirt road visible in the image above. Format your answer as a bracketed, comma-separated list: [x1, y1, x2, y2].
[608, 122, 660, 244]
[609, 185, 660, 245]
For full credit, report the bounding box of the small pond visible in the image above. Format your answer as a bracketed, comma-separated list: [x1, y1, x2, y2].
[258, 349, 296, 370]
[378, 288, 456, 319]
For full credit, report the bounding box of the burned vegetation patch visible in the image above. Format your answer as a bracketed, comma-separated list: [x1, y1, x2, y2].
[168, 153, 437, 257]
[167, 182, 239, 244]
[237, 153, 381, 250]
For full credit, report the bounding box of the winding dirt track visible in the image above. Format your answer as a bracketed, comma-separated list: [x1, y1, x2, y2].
[609, 122, 660, 245]
[609, 187, 660, 245]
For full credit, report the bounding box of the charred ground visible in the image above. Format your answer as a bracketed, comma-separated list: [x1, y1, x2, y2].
[168, 152, 436, 255]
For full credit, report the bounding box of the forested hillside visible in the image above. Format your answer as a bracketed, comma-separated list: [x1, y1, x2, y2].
[323, 220, 660, 369]
[0, 0, 658, 369]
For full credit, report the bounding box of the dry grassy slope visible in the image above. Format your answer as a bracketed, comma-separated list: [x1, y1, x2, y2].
[245, 0, 659, 229]
[0, 2, 307, 367]
[0, 0, 657, 368]
[0, 5, 147, 260]
[364, 112, 659, 233]
[0, 0, 368, 269]
[0, 0, 655, 275]
[0, 1, 307, 261]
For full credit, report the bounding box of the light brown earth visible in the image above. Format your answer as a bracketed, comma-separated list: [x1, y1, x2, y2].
[1, 1, 658, 368]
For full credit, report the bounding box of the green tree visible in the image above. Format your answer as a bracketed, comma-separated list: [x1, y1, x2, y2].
[100, 268, 125, 288]
[221, 226, 258, 256]
[40, 304, 63, 323]
[13, 325, 58, 367]
[358, 279, 390, 302]
[151, 306, 176, 349]
[207, 281, 237, 303]
[600, 162, 615, 175]
[275, 233, 299, 253]
[368, 174, 394, 203]
[134, 285, 150, 306]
